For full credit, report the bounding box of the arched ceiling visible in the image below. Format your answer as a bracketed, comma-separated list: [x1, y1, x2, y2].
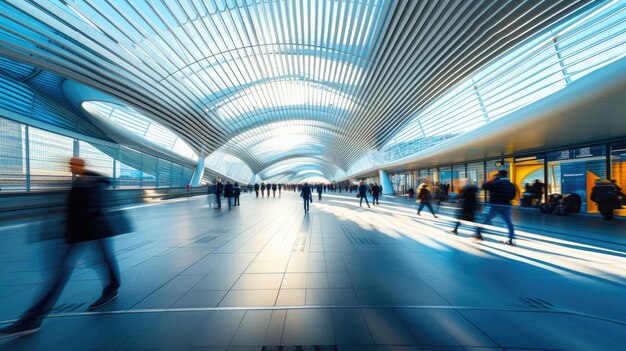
[0, 0, 596, 181]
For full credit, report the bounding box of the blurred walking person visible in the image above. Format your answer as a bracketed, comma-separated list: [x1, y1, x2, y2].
[371, 183, 381, 205]
[301, 183, 312, 212]
[317, 184, 323, 201]
[224, 181, 234, 209]
[358, 181, 371, 208]
[233, 182, 241, 206]
[0, 157, 122, 338]
[215, 180, 223, 208]
[451, 179, 478, 234]
[254, 183, 260, 198]
[416, 183, 437, 218]
[473, 170, 517, 245]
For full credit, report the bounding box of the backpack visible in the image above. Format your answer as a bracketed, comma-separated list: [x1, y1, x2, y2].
[500, 181, 517, 201]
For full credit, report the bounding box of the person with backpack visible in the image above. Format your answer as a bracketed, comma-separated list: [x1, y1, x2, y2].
[473, 170, 517, 245]
[591, 179, 623, 221]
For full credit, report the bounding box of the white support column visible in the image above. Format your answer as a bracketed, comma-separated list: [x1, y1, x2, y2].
[190, 155, 207, 187]
[379, 170, 394, 195]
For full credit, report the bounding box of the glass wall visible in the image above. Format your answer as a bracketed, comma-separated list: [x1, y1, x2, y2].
[0, 118, 26, 191]
[28, 127, 74, 189]
[0, 116, 193, 191]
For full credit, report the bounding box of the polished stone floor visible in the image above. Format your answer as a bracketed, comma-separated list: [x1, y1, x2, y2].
[1, 191, 625, 350]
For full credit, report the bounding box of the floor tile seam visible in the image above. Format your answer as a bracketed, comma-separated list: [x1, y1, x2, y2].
[125, 242, 229, 310]
[13, 304, 625, 327]
[451, 307, 504, 349]
[126, 274, 200, 310]
[220, 205, 301, 308]
[356, 306, 377, 346]
[275, 206, 313, 302]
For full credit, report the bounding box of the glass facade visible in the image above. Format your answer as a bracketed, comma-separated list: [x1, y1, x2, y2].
[0, 116, 194, 191]
[0, 118, 26, 191]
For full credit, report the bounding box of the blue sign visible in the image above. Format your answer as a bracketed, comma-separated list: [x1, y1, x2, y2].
[561, 162, 587, 212]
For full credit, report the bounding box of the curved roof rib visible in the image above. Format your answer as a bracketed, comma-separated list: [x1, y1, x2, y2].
[0, 0, 597, 182]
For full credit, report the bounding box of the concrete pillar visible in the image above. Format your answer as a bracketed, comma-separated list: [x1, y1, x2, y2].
[190, 156, 207, 187]
[249, 173, 256, 185]
[379, 170, 394, 195]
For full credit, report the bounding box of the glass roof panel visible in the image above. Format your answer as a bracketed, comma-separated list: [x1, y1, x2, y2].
[82, 101, 198, 161]
[214, 80, 356, 120]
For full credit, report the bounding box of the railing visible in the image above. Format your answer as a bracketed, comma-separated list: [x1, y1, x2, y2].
[0, 186, 210, 220]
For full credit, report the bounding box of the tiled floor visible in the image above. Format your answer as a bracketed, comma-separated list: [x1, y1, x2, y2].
[1, 191, 626, 350]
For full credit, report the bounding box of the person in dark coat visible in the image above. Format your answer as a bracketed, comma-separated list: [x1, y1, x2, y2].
[416, 183, 437, 217]
[301, 183, 312, 212]
[260, 182, 266, 197]
[278, 183, 282, 197]
[408, 187, 415, 199]
[591, 179, 623, 221]
[451, 179, 478, 234]
[316, 184, 323, 200]
[254, 183, 260, 198]
[474, 170, 517, 245]
[267, 183, 271, 197]
[0, 157, 121, 338]
[272, 183, 277, 197]
[358, 182, 370, 208]
[233, 183, 241, 206]
[531, 179, 544, 206]
[215, 180, 223, 208]
[224, 181, 234, 209]
[371, 183, 381, 205]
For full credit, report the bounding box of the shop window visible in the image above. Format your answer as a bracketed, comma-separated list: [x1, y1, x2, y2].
[451, 164, 465, 194]
[512, 154, 545, 206]
[610, 142, 626, 216]
[547, 146, 606, 213]
[428, 168, 438, 192]
[467, 161, 485, 202]
[438, 166, 452, 199]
